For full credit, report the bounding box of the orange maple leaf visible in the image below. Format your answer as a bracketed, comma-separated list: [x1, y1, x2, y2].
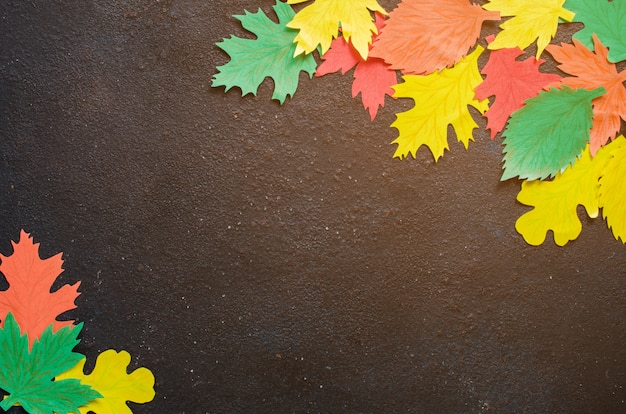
[0, 230, 80, 346]
[369, 0, 500, 75]
[546, 35, 626, 156]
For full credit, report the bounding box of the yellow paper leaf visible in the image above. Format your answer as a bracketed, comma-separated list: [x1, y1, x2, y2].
[515, 142, 617, 246]
[57, 349, 155, 414]
[391, 46, 488, 161]
[484, 0, 575, 59]
[286, 0, 386, 59]
[599, 136, 626, 242]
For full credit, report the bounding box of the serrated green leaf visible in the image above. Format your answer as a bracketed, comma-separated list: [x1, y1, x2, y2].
[212, 0, 317, 104]
[501, 86, 605, 181]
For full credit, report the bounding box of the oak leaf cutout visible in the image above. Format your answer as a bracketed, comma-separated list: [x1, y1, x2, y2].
[599, 136, 626, 243]
[369, 0, 500, 75]
[0, 230, 80, 347]
[546, 35, 626, 156]
[391, 46, 488, 160]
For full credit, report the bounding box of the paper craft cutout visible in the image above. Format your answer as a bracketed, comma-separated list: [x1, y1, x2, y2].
[565, 0, 626, 63]
[391, 46, 488, 160]
[599, 136, 626, 242]
[475, 35, 561, 139]
[501, 86, 605, 181]
[369, 0, 500, 75]
[57, 349, 156, 414]
[515, 144, 613, 246]
[546, 35, 626, 156]
[484, 0, 575, 59]
[212, 1, 317, 104]
[0, 313, 100, 413]
[0, 229, 80, 347]
[315, 13, 396, 120]
[286, 0, 386, 60]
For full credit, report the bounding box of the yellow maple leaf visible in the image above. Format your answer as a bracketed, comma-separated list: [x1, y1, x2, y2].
[484, 0, 575, 59]
[391, 46, 488, 161]
[515, 141, 618, 246]
[57, 349, 155, 414]
[286, 0, 386, 60]
[599, 136, 626, 243]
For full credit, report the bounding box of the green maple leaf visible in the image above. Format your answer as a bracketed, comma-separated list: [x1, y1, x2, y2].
[0, 313, 101, 413]
[501, 86, 605, 181]
[212, 0, 317, 104]
[565, 0, 626, 63]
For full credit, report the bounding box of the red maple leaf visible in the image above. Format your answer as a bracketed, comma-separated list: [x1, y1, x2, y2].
[474, 35, 561, 139]
[316, 13, 397, 120]
[0, 230, 80, 347]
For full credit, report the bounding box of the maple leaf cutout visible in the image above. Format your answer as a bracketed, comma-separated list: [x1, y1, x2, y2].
[212, 1, 317, 104]
[484, 0, 575, 59]
[599, 136, 626, 243]
[316, 13, 397, 120]
[286, 0, 387, 60]
[475, 35, 561, 139]
[57, 349, 156, 414]
[565, 0, 626, 63]
[369, 0, 500, 75]
[546, 35, 626, 156]
[0, 230, 80, 347]
[391, 46, 488, 160]
[515, 143, 614, 246]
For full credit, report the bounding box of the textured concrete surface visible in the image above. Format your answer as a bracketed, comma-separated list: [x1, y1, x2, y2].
[1, 0, 625, 412]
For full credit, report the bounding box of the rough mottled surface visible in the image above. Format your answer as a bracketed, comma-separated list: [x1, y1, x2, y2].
[1, 1, 625, 413]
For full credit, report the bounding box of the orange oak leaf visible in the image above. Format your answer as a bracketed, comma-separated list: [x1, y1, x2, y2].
[475, 35, 561, 139]
[369, 0, 500, 75]
[316, 13, 397, 120]
[0, 230, 80, 347]
[546, 34, 626, 156]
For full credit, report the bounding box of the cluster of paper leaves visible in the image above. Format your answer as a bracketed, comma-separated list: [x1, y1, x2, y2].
[0, 230, 155, 413]
[211, 0, 626, 247]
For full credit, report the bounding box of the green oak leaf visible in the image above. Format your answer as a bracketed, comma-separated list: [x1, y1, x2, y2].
[565, 0, 626, 62]
[501, 86, 606, 181]
[212, 0, 317, 104]
[0, 313, 101, 413]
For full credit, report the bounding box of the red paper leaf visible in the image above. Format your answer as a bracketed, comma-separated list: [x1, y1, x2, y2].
[0, 230, 80, 347]
[474, 35, 561, 139]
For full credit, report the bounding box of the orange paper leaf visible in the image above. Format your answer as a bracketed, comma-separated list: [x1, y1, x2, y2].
[546, 35, 626, 156]
[369, 0, 500, 75]
[0, 230, 80, 346]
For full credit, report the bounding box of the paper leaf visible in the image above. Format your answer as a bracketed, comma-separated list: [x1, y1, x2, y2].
[56, 349, 156, 414]
[369, 0, 500, 75]
[0, 313, 100, 412]
[565, 0, 626, 63]
[211, 1, 316, 104]
[501, 86, 606, 181]
[546, 35, 626, 156]
[475, 36, 561, 139]
[316, 13, 396, 120]
[0, 230, 80, 347]
[515, 144, 613, 246]
[286, 0, 386, 60]
[484, 0, 575, 59]
[599, 136, 626, 242]
[391, 46, 488, 160]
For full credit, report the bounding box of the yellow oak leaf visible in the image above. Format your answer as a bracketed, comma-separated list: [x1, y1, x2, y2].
[484, 0, 575, 59]
[599, 136, 626, 243]
[57, 349, 155, 414]
[515, 141, 618, 246]
[286, 0, 386, 60]
[391, 46, 488, 161]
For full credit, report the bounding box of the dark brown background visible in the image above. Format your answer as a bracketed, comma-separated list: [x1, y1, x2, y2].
[1, 0, 626, 413]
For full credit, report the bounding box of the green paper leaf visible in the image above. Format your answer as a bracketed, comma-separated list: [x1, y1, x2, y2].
[501, 86, 605, 181]
[565, 0, 626, 63]
[212, 0, 317, 104]
[0, 313, 101, 413]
